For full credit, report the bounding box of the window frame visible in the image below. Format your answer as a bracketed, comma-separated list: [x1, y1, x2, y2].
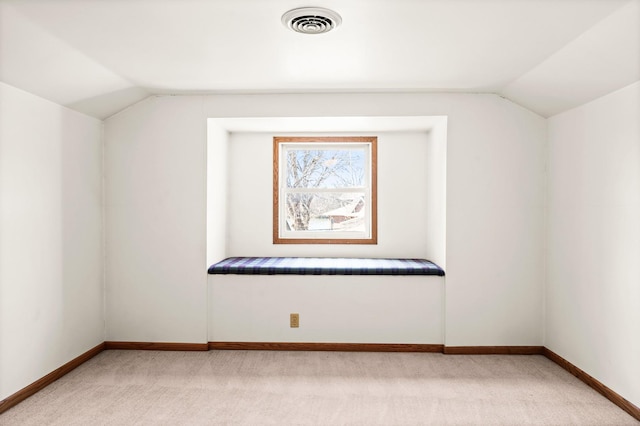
[273, 136, 377, 245]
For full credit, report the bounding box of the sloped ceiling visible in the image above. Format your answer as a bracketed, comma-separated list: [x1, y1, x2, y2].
[1, 0, 638, 119]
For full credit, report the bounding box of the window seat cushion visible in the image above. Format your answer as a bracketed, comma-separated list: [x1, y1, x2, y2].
[208, 257, 445, 276]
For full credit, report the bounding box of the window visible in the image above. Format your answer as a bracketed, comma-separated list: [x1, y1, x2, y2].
[273, 136, 377, 244]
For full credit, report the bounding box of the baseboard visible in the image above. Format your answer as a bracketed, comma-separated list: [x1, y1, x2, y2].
[104, 341, 208, 351]
[444, 346, 544, 355]
[0, 342, 105, 415]
[209, 342, 543, 355]
[209, 342, 444, 352]
[542, 348, 640, 422]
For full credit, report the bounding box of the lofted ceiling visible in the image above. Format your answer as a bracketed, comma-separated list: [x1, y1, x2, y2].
[1, 0, 638, 119]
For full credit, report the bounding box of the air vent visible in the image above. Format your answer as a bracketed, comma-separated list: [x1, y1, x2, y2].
[282, 7, 342, 34]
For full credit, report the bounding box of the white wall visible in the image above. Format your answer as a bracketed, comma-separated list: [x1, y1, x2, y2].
[0, 82, 104, 400]
[104, 96, 208, 343]
[210, 275, 444, 344]
[105, 93, 546, 347]
[426, 121, 448, 271]
[226, 131, 435, 258]
[546, 81, 640, 407]
[443, 96, 546, 346]
[206, 124, 228, 267]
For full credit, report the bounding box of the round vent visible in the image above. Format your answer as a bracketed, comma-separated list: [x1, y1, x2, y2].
[282, 7, 342, 34]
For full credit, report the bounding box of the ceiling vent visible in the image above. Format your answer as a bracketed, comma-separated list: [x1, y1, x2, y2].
[282, 7, 342, 35]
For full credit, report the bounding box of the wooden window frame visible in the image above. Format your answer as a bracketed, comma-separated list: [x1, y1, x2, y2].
[273, 136, 377, 245]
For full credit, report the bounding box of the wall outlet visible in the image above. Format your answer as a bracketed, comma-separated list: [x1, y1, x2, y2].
[290, 313, 299, 328]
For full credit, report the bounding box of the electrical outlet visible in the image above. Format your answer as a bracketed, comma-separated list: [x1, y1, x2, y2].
[290, 313, 299, 328]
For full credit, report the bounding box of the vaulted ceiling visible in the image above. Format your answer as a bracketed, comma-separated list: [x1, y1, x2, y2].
[1, 0, 638, 119]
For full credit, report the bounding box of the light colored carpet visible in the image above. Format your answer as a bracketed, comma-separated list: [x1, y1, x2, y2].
[0, 350, 637, 425]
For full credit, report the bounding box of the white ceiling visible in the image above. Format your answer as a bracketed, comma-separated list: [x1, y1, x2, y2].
[1, 0, 638, 119]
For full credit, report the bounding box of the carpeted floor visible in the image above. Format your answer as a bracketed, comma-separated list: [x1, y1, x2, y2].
[0, 350, 637, 425]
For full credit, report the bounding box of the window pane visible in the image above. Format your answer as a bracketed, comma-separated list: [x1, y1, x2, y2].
[273, 136, 377, 244]
[286, 148, 365, 189]
[285, 192, 366, 232]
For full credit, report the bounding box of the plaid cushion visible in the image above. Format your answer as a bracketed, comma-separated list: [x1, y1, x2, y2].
[208, 257, 444, 276]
